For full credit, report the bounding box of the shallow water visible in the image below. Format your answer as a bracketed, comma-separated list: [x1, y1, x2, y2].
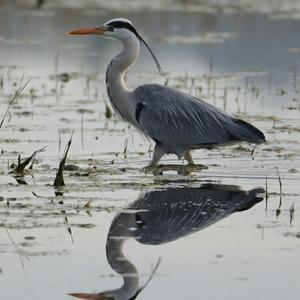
[1, 1, 300, 299]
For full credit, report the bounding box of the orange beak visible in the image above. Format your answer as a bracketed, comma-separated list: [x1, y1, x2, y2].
[67, 26, 108, 35]
[68, 293, 105, 299]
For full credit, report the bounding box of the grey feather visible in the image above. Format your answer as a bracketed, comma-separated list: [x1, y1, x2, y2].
[133, 84, 265, 156]
[129, 185, 264, 245]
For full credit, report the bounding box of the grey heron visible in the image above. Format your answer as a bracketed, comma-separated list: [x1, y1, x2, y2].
[69, 18, 265, 166]
[69, 184, 263, 299]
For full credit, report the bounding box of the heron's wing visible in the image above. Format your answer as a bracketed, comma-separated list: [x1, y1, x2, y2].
[133, 84, 264, 147]
[130, 186, 264, 245]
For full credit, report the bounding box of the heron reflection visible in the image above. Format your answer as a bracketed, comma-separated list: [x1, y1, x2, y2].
[70, 184, 263, 300]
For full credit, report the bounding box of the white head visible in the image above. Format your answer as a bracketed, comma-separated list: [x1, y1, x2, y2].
[102, 18, 139, 41]
[68, 18, 162, 72]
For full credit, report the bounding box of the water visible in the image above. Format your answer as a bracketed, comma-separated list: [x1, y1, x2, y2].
[0, 1, 300, 299]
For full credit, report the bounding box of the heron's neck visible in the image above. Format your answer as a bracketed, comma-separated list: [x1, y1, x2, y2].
[106, 35, 140, 122]
[104, 213, 139, 300]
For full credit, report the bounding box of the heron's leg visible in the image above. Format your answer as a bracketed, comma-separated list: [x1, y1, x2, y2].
[149, 144, 165, 167]
[183, 150, 194, 165]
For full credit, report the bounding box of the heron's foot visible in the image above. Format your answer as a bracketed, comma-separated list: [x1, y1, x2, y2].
[183, 150, 195, 165]
[149, 145, 166, 167]
[143, 164, 164, 175]
[184, 163, 208, 171]
[143, 163, 208, 175]
[179, 163, 208, 175]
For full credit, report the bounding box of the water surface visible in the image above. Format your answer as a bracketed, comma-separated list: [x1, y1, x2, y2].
[0, 1, 300, 299]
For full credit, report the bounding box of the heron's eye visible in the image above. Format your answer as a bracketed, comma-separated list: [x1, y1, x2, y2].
[106, 25, 114, 31]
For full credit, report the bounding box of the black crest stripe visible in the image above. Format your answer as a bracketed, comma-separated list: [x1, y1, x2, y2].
[107, 20, 162, 73]
[107, 21, 139, 37]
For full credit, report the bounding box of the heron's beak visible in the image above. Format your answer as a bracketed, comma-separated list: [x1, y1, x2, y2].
[68, 292, 105, 299]
[68, 26, 108, 35]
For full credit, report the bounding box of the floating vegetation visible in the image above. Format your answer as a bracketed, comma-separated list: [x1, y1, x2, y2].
[83, 199, 91, 209]
[105, 102, 113, 119]
[59, 73, 70, 83]
[11, 146, 46, 175]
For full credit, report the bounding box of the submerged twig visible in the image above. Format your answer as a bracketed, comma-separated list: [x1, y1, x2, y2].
[0, 76, 29, 129]
[276, 167, 283, 199]
[123, 137, 129, 158]
[53, 132, 73, 187]
[250, 147, 255, 160]
[32, 191, 45, 198]
[275, 167, 283, 217]
[58, 130, 62, 153]
[290, 203, 295, 226]
[54, 47, 61, 103]
[81, 112, 84, 150]
[265, 176, 268, 214]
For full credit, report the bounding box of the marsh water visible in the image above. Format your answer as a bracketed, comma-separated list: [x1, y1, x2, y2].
[1, 1, 300, 299]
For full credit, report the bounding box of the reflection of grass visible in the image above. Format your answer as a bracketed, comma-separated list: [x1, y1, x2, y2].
[265, 176, 268, 213]
[0, 76, 29, 129]
[5, 227, 30, 270]
[290, 203, 295, 225]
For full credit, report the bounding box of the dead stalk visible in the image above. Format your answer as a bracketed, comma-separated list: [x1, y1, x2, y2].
[58, 130, 61, 153]
[265, 176, 268, 213]
[53, 132, 73, 187]
[275, 167, 283, 217]
[0, 76, 29, 129]
[12, 146, 46, 174]
[223, 86, 228, 111]
[123, 137, 129, 158]
[290, 203, 295, 226]
[81, 112, 84, 150]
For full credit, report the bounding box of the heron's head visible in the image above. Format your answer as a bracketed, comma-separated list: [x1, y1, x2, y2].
[68, 18, 162, 72]
[68, 291, 138, 300]
[68, 292, 114, 300]
[68, 18, 136, 40]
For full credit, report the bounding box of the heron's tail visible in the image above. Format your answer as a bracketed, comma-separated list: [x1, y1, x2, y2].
[229, 118, 265, 144]
[234, 188, 265, 212]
